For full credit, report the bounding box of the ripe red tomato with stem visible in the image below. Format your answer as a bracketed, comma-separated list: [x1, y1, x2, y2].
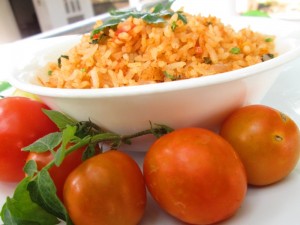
[0, 97, 58, 182]
[143, 127, 247, 225]
[63, 150, 147, 225]
[220, 104, 300, 186]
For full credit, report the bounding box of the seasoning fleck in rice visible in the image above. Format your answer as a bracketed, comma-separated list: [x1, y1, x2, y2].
[38, 8, 277, 89]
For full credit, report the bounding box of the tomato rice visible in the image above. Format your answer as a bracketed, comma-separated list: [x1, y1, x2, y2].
[37, 11, 277, 89]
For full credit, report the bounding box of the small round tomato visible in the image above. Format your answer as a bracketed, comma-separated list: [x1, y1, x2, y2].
[143, 127, 247, 225]
[0, 97, 58, 182]
[220, 104, 300, 186]
[26, 145, 86, 201]
[63, 150, 147, 225]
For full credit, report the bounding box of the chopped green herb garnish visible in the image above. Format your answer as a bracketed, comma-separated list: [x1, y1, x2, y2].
[163, 71, 179, 81]
[262, 53, 274, 61]
[81, 68, 86, 73]
[203, 57, 212, 64]
[177, 11, 188, 24]
[48, 70, 53, 76]
[230, 47, 241, 54]
[90, 0, 187, 43]
[265, 37, 273, 42]
[171, 21, 177, 31]
[90, 33, 109, 44]
[58, 55, 69, 68]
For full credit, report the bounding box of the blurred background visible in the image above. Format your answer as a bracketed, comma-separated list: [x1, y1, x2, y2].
[0, 0, 300, 44]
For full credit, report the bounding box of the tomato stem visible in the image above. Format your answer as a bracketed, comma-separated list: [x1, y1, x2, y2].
[27, 122, 173, 181]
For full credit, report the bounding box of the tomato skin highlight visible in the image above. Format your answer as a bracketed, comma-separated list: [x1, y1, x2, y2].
[63, 150, 147, 225]
[0, 97, 58, 182]
[143, 127, 247, 225]
[220, 104, 300, 186]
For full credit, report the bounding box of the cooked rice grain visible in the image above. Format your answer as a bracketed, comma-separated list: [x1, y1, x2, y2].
[38, 13, 277, 89]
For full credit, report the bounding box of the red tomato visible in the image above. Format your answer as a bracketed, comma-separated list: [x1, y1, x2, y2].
[143, 127, 247, 225]
[220, 104, 300, 186]
[26, 146, 86, 201]
[0, 97, 58, 182]
[63, 150, 147, 225]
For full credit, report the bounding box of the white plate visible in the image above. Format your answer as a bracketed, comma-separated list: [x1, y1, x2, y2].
[1, 57, 300, 224]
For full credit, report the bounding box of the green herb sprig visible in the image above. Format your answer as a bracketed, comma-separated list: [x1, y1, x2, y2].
[0, 109, 173, 224]
[90, 0, 187, 43]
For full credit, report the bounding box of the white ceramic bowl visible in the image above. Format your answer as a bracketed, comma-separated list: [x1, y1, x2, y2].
[9, 16, 300, 151]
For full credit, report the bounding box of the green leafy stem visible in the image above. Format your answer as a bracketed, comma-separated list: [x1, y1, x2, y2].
[0, 109, 173, 225]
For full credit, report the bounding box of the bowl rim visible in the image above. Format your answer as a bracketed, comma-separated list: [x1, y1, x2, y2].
[8, 18, 300, 98]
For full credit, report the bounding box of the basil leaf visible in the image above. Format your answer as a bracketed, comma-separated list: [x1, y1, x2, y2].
[109, 9, 133, 16]
[142, 13, 166, 24]
[62, 125, 77, 145]
[152, 3, 164, 13]
[54, 125, 77, 166]
[42, 109, 77, 130]
[157, 10, 173, 17]
[22, 132, 62, 153]
[153, 0, 175, 12]
[90, 0, 183, 43]
[164, 0, 176, 10]
[53, 145, 65, 167]
[75, 120, 103, 138]
[0, 177, 60, 225]
[27, 170, 70, 223]
[23, 160, 38, 177]
[91, 18, 122, 36]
